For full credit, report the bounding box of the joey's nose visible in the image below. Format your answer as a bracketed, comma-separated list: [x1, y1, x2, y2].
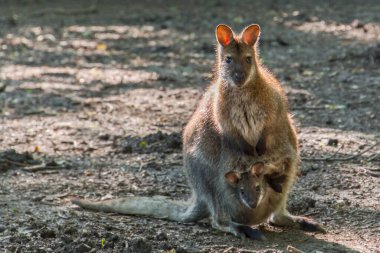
[233, 72, 245, 84]
[248, 201, 257, 209]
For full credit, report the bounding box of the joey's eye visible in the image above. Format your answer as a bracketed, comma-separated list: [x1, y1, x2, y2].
[246, 57, 252, 64]
[255, 186, 260, 192]
[225, 56, 232, 64]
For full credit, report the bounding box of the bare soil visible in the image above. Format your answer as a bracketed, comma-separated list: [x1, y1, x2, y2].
[0, 0, 379, 252]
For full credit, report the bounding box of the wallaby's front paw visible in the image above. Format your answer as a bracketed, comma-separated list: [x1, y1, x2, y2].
[236, 225, 266, 240]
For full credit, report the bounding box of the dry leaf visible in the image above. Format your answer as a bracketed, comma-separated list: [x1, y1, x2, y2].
[96, 42, 107, 51]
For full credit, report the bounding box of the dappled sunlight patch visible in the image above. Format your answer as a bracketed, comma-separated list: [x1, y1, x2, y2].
[1, 24, 178, 70]
[63, 39, 99, 50]
[75, 68, 159, 85]
[63, 25, 170, 39]
[291, 20, 380, 43]
[19, 82, 84, 92]
[0, 65, 159, 86]
[1, 34, 34, 48]
[1, 65, 76, 80]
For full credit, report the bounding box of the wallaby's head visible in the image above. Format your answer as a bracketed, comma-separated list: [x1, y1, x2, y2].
[215, 24, 261, 87]
[225, 162, 264, 209]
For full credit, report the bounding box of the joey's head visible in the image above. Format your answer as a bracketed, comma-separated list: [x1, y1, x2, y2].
[225, 162, 264, 209]
[215, 24, 261, 88]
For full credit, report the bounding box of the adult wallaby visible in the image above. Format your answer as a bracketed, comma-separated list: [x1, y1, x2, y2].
[72, 24, 325, 238]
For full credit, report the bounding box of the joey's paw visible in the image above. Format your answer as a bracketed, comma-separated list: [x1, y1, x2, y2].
[295, 217, 326, 233]
[265, 173, 287, 193]
[236, 225, 265, 240]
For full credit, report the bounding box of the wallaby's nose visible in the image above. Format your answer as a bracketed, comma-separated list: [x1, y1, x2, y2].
[233, 71, 245, 85]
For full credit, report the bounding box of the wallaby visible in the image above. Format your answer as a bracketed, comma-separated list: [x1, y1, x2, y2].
[182, 23, 324, 233]
[72, 24, 325, 238]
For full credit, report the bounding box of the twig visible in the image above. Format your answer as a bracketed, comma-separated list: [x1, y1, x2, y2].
[22, 164, 60, 172]
[367, 153, 380, 162]
[301, 144, 343, 161]
[292, 106, 326, 110]
[287, 245, 305, 253]
[302, 140, 380, 161]
[0, 158, 36, 167]
[366, 170, 380, 178]
[368, 165, 380, 172]
[0, 158, 60, 172]
[222, 247, 234, 253]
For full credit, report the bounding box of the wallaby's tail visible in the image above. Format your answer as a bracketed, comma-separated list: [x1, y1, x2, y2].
[71, 196, 207, 222]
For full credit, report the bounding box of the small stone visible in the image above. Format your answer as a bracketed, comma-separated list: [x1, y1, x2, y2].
[159, 242, 173, 251]
[311, 184, 319, 191]
[127, 237, 152, 253]
[40, 228, 56, 239]
[176, 246, 188, 253]
[61, 235, 73, 244]
[305, 197, 316, 208]
[110, 234, 119, 242]
[155, 231, 168, 241]
[98, 133, 110, 141]
[351, 19, 364, 28]
[64, 226, 77, 235]
[327, 139, 338, 146]
[0, 225, 6, 233]
[122, 145, 133, 154]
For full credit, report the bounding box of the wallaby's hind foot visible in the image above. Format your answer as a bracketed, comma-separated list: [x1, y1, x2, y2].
[292, 216, 326, 233]
[269, 214, 326, 233]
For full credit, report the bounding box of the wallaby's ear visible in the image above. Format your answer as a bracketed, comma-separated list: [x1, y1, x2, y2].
[241, 24, 260, 47]
[216, 24, 234, 47]
[251, 162, 264, 177]
[225, 171, 240, 186]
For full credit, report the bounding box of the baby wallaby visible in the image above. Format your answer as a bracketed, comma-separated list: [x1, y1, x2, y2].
[226, 162, 287, 209]
[225, 162, 265, 209]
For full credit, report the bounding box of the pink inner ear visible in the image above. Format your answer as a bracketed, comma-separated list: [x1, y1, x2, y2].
[251, 162, 264, 176]
[243, 25, 260, 46]
[225, 172, 239, 186]
[224, 36, 230, 45]
[217, 25, 233, 47]
[243, 33, 252, 45]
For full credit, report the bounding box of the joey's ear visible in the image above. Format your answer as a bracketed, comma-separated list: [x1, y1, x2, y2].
[225, 171, 240, 186]
[216, 24, 234, 47]
[251, 162, 264, 177]
[241, 24, 260, 47]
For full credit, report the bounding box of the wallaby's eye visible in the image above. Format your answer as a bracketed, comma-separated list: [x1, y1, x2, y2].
[246, 56, 252, 64]
[255, 186, 260, 192]
[225, 56, 232, 64]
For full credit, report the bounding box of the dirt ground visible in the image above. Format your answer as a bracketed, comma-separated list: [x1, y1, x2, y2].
[0, 0, 379, 252]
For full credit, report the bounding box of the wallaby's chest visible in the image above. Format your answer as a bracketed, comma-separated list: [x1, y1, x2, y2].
[229, 99, 266, 146]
